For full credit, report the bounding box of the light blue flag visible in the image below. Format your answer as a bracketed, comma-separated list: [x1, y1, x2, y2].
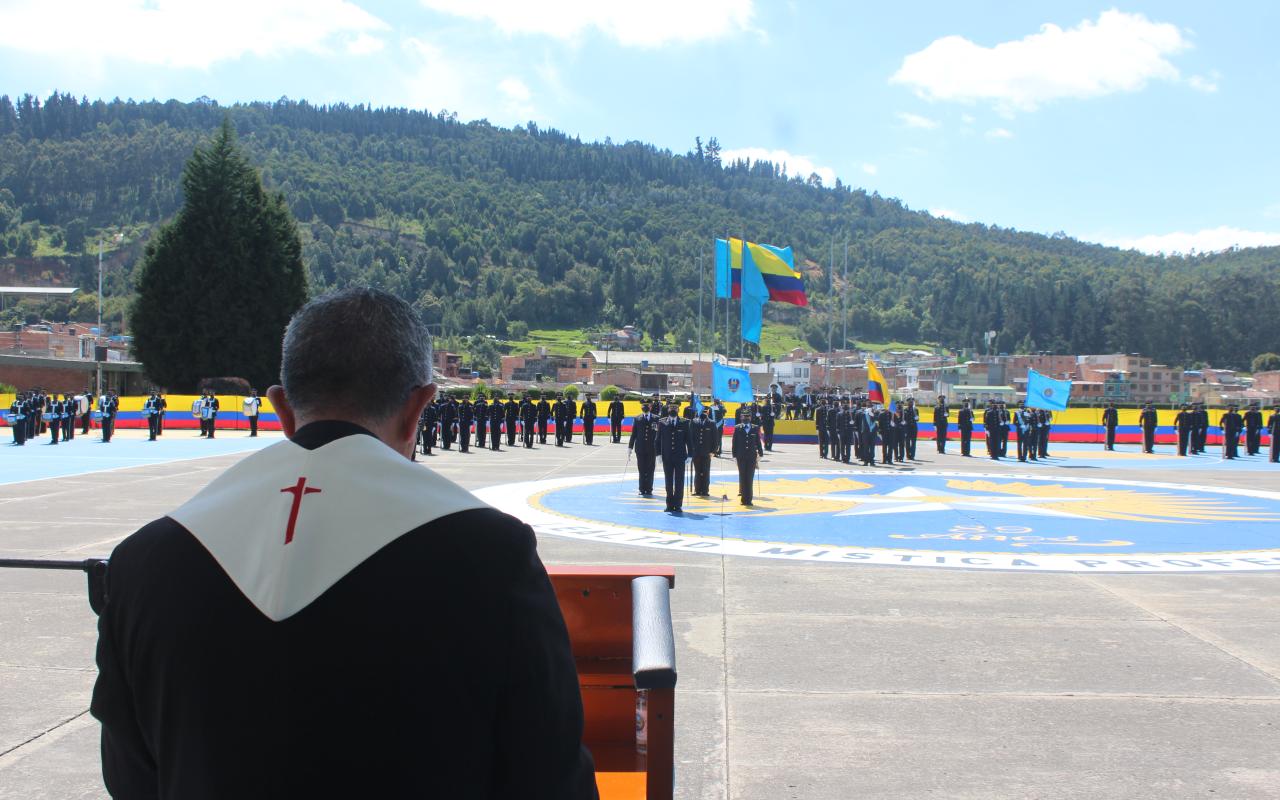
[1026, 368, 1071, 411]
[740, 240, 768, 344]
[714, 238, 731, 299]
[690, 392, 703, 415]
[712, 361, 753, 403]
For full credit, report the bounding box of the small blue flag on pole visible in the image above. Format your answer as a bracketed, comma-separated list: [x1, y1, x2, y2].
[714, 238, 731, 299]
[1026, 369, 1071, 411]
[712, 361, 753, 403]
[740, 241, 768, 344]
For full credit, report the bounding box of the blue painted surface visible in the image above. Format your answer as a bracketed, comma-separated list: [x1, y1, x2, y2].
[0, 432, 276, 486]
[535, 470, 1280, 556]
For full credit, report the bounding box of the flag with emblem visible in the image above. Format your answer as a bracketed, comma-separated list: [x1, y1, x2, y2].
[1026, 369, 1071, 411]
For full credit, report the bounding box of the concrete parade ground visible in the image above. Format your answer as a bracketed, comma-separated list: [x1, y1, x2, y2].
[1, 428, 1279, 799]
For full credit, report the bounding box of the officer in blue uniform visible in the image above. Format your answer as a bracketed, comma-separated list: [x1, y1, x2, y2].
[629, 403, 659, 497]
[731, 415, 765, 505]
[657, 403, 691, 513]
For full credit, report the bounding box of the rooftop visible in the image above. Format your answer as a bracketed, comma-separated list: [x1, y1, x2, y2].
[585, 350, 724, 367]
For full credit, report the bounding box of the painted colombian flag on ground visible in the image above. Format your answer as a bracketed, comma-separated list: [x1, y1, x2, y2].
[714, 237, 807, 306]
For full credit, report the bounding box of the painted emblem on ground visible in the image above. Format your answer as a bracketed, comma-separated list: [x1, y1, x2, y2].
[474, 470, 1280, 573]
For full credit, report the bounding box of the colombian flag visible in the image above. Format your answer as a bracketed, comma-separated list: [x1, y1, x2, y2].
[866, 359, 890, 405]
[714, 237, 807, 306]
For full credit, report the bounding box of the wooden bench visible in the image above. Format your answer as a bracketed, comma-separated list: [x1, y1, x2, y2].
[547, 566, 677, 800]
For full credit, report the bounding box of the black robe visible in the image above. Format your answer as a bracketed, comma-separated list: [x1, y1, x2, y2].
[91, 421, 596, 800]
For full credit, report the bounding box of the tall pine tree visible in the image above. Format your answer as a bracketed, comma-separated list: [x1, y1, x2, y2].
[131, 118, 307, 390]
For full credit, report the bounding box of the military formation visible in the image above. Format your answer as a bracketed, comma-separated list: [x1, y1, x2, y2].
[413, 390, 773, 510]
[2, 387, 231, 445]
[7, 386, 1278, 469]
[5, 388, 110, 445]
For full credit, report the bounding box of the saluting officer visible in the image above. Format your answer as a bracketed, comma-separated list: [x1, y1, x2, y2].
[731, 414, 765, 506]
[1139, 403, 1158, 453]
[629, 402, 659, 497]
[580, 394, 598, 445]
[1101, 402, 1119, 451]
[657, 404, 691, 513]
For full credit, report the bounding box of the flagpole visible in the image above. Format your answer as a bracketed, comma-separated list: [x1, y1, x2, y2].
[842, 240, 849, 391]
[739, 230, 746, 364]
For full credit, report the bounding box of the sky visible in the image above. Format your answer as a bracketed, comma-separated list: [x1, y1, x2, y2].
[1, 0, 1277, 255]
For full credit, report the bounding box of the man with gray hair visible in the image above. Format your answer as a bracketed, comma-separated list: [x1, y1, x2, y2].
[91, 288, 597, 799]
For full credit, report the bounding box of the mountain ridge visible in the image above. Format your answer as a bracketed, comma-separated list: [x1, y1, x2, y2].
[0, 92, 1276, 368]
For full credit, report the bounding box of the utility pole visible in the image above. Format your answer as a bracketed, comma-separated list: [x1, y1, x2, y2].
[96, 236, 103, 398]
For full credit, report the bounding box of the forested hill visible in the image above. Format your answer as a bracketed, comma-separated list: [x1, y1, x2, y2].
[0, 92, 1277, 368]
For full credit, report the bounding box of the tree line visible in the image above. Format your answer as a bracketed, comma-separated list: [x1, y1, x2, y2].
[0, 92, 1277, 369]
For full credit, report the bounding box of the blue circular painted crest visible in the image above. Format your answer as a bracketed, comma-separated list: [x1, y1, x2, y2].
[477, 470, 1280, 573]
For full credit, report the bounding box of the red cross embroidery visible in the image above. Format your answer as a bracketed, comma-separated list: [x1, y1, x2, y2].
[280, 477, 322, 545]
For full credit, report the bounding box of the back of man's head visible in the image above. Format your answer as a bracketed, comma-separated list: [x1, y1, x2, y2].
[281, 287, 431, 424]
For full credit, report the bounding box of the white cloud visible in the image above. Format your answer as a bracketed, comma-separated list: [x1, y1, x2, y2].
[891, 10, 1191, 112]
[720, 147, 836, 186]
[346, 33, 386, 56]
[985, 127, 1014, 139]
[1187, 73, 1219, 92]
[1100, 226, 1280, 255]
[960, 113, 976, 124]
[0, 0, 388, 69]
[497, 76, 535, 119]
[1264, 204, 1280, 220]
[897, 111, 939, 129]
[861, 163, 878, 176]
[394, 38, 471, 116]
[419, 0, 755, 47]
[929, 208, 971, 223]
